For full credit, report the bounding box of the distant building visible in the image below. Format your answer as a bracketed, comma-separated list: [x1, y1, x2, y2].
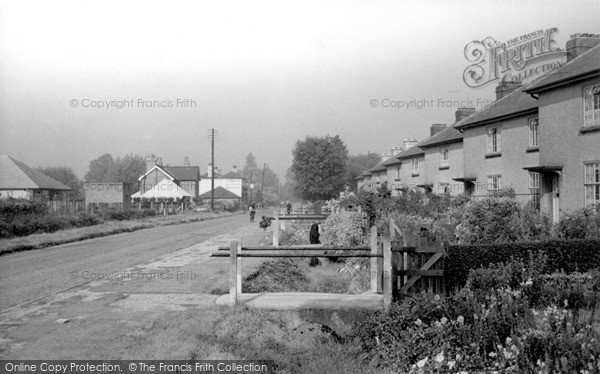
[83, 182, 135, 210]
[199, 164, 246, 201]
[137, 155, 200, 200]
[0, 155, 71, 199]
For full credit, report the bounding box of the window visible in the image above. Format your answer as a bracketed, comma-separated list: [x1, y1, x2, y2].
[487, 127, 501, 153]
[440, 147, 449, 167]
[395, 166, 401, 180]
[529, 117, 539, 147]
[584, 162, 600, 206]
[411, 158, 419, 175]
[584, 84, 600, 127]
[487, 175, 502, 194]
[529, 172, 540, 210]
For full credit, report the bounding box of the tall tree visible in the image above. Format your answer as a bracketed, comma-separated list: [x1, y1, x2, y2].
[36, 166, 84, 200]
[346, 152, 382, 191]
[84, 153, 114, 182]
[108, 154, 146, 183]
[291, 135, 348, 201]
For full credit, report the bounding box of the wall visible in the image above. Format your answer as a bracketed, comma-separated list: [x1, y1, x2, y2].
[462, 114, 539, 205]
[84, 182, 133, 208]
[422, 141, 465, 195]
[537, 76, 600, 211]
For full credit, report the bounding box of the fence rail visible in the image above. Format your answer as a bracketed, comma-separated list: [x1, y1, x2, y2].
[210, 220, 449, 310]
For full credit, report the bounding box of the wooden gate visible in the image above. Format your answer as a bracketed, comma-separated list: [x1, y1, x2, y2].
[388, 220, 448, 298]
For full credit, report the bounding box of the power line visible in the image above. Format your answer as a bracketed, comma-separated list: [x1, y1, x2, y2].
[208, 128, 218, 212]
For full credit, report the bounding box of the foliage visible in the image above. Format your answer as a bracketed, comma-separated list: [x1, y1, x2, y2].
[553, 204, 600, 239]
[243, 259, 309, 293]
[291, 135, 349, 200]
[346, 152, 382, 191]
[99, 209, 156, 221]
[353, 257, 600, 373]
[84, 153, 146, 183]
[0, 212, 103, 238]
[35, 166, 84, 200]
[321, 211, 367, 248]
[456, 197, 522, 244]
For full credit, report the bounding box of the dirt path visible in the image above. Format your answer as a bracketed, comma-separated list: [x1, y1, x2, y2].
[0, 222, 274, 359]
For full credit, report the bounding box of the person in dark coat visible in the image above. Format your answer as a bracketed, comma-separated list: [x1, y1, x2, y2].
[309, 222, 321, 266]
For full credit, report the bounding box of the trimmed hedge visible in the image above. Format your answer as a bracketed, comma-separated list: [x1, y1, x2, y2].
[447, 238, 600, 291]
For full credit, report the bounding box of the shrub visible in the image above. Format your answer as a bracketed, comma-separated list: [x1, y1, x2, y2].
[243, 259, 309, 293]
[446, 238, 600, 291]
[553, 204, 600, 239]
[456, 197, 522, 244]
[321, 211, 367, 248]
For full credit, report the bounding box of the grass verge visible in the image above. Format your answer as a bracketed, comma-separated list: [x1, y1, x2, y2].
[0, 212, 236, 256]
[125, 305, 379, 374]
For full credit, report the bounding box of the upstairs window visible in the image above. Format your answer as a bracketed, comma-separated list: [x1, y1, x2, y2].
[529, 117, 539, 147]
[487, 127, 501, 153]
[584, 84, 600, 127]
[440, 147, 449, 167]
[411, 158, 419, 175]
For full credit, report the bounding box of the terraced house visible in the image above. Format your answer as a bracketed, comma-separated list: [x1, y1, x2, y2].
[357, 34, 600, 223]
[523, 38, 600, 222]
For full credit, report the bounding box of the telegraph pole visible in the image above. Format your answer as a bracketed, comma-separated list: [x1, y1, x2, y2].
[208, 128, 217, 212]
[261, 163, 267, 204]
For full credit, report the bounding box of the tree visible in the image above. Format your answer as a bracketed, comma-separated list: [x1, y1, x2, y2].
[107, 154, 146, 183]
[84, 154, 114, 182]
[291, 135, 348, 201]
[36, 166, 84, 200]
[345, 152, 382, 191]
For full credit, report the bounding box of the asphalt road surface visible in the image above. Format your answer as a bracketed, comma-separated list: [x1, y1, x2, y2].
[0, 213, 250, 311]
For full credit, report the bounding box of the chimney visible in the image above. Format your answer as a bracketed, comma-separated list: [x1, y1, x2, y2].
[403, 138, 418, 150]
[430, 124, 447, 136]
[184, 156, 190, 167]
[566, 33, 600, 62]
[146, 154, 157, 172]
[495, 80, 522, 100]
[207, 162, 212, 178]
[380, 153, 391, 162]
[455, 107, 476, 122]
[391, 146, 404, 156]
[232, 165, 238, 173]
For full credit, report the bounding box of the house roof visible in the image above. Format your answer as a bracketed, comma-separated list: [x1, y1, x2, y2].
[525, 44, 600, 94]
[382, 154, 402, 167]
[199, 186, 241, 199]
[397, 144, 425, 160]
[368, 160, 388, 173]
[457, 86, 538, 129]
[0, 155, 71, 190]
[163, 166, 200, 181]
[419, 113, 477, 148]
[220, 171, 245, 179]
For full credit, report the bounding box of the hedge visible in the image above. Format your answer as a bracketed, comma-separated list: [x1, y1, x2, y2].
[446, 238, 600, 291]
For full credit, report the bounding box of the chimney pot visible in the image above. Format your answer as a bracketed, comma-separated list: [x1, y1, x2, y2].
[566, 33, 600, 62]
[495, 81, 522, 100]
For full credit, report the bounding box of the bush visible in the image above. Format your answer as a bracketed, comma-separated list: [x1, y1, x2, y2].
[353, 257, 600, 373]
[321, 211, 367, 248]
[446, 238, 600, 291]
[553, 204, 600, 239]
[243, 259, 309, 293]
[456, 197, 522, 244]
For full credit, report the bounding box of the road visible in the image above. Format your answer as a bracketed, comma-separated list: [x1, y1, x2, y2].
[0, 213, 251, 311]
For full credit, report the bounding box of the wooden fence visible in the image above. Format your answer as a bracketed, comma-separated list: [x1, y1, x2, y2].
[211, 219, 449, 310]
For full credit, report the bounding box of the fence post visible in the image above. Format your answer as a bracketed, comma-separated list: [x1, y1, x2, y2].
[273, 211, 279, 247]
[370, 226, 382, 293]
[383, 234, 392, 311]
[389, 219, 399, 302]
[402, 229, 411, 285]
[237, 238, 242, 295]
[229, 240, 238, 304]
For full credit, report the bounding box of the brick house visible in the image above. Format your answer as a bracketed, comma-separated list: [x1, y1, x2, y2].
[138, 155, 200, 200]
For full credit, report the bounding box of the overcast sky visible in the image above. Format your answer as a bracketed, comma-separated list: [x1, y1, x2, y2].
[0, 0, 599, 180]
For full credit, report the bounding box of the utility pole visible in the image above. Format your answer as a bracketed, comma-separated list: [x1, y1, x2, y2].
[261, 163, 267, 204]
[208, 128, 217, 212]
